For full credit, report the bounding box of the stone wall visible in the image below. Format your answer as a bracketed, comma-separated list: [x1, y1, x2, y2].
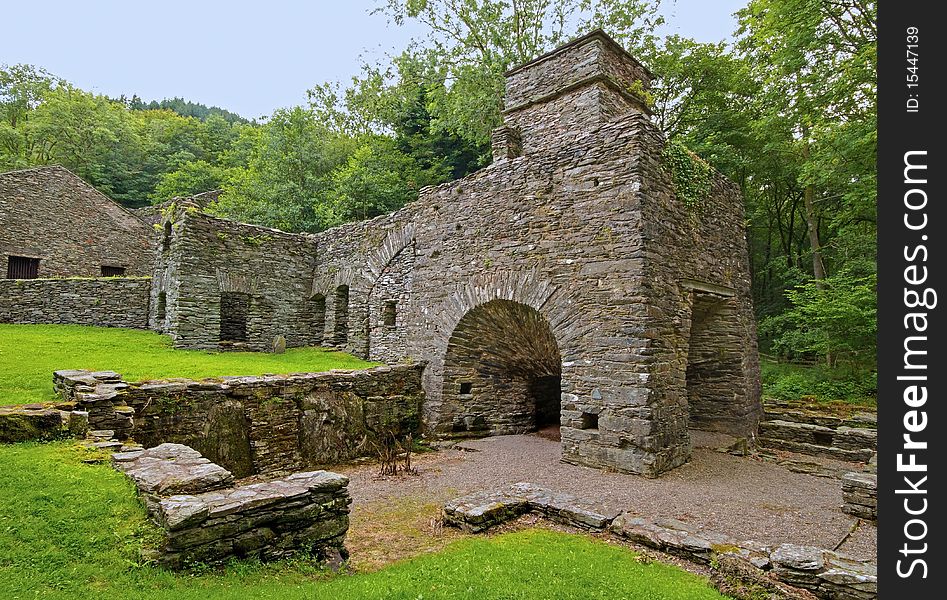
[758, 400, 877, 462]
[443, 484, 877, 600]
[156, 30, 761, 477]
[1, 165, 153, 277]
[0, 277, 151, 328]
[112, 443, 350, 569]
[152, 206, 321, 351]
[56, 365, 424, 477]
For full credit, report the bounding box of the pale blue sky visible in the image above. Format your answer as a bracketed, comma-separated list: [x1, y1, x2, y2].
[1, 0, 746, 120]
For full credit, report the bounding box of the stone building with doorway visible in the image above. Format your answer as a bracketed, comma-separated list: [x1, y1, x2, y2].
[0, 165, 153, 278]
[153, 30, 761, 477]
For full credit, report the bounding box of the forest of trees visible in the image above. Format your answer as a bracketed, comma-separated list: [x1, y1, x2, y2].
[0, 0, 876, 398]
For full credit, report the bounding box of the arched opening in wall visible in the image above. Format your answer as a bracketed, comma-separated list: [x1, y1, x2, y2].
[333, 285, 349, 346]
[685, 293, 748, 435]
[309, 294, 327, 344]
[443, 300, 561, 437]
[220, 292, 250, 343]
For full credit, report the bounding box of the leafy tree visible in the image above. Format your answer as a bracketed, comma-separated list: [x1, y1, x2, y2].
[212, 107, 355, 232]
[0, 64, 63, 169]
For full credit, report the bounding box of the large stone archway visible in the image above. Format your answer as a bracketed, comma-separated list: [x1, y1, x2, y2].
[440, 299, 561, 436]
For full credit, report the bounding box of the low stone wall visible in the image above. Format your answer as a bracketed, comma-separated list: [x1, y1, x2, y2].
[841, 472, 877, 521]
[0, 403, 88, 443]
[443, 482, 618, 533]
[444, 484, 877, 600]
[758, 400, 876, 462]
[55, 364, 424, 476]
[0, 277, 151, 329]
[112, 443, 350, 569]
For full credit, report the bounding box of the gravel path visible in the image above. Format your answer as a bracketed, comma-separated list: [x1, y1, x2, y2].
[338, 431, 876, 561]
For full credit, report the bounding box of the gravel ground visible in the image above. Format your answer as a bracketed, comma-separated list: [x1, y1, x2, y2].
[338, 431, 876, 562]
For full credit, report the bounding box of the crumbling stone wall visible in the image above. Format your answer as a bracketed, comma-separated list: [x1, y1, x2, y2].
[57, 365, 424, 477]
[112, 443, 350, 569]
[152, 207, 321, 350]
[158, 31, 761, 477]
[0, 165, 153, 277]
[0, 277, 151, 328]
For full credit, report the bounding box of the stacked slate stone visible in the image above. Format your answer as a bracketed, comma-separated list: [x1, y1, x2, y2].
[54, 369, 135, 439]
[841, 471, 877, 521]
[444, 485, 877, 600]
[0, 278, 151, 328]
[443, 482, 618, 533]
[758, 400, 877, 462]
[112, 443, 350, 569]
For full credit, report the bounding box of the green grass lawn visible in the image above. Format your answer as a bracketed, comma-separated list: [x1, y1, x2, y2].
[0, 324, 376, 406]
[0, 442, 727, 600]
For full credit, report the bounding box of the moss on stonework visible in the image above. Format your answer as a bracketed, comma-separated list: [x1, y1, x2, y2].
[662, 139, 713, 210]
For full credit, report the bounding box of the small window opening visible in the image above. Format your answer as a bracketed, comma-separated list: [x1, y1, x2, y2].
[162, 222, 172, 252]
[333, 285, 350, 345]
[580, 412, 599, 431]
[459, 382, 473, 395]
[220, 292, 250, 342]
[101, 265, 126, 277]
[156, 291, 167, 322]
[6, 256, 39, 279]
[383, 301, 397, 328]
[813, 431, 834, 446]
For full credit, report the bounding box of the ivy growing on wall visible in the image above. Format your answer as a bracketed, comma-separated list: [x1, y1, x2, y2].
[662, 139, 713, 210]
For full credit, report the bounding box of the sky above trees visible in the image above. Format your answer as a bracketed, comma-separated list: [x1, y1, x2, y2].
[1, 0, 744, 119]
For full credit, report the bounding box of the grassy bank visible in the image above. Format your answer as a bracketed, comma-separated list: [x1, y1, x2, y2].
[0, 442, 727, 599]
[0, 324, 375, 406]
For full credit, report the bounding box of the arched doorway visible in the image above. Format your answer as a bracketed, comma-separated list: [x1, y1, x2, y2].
[442, 299, 561, 436]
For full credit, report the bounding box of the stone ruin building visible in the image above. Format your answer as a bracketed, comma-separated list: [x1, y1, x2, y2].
[149, 30, 761, 477]
[0, 165, 153, 278]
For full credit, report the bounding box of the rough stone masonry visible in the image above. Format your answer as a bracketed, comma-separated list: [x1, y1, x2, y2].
[152, 30, 761, 477]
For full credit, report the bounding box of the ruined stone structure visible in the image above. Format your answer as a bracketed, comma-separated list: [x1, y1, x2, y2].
[152, 30, 760, 477]
[55, 365, 423, 477]
[112, 443, 350, 568]
[0, 165, 153, 278]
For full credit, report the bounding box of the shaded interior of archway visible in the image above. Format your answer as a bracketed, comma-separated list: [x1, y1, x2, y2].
[442, 299, 561, 437]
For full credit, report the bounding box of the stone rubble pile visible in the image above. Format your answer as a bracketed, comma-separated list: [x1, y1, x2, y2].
[112, 443, 350, 569]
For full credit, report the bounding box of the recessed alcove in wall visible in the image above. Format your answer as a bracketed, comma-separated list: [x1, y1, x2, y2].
[443, 299, 561, 436]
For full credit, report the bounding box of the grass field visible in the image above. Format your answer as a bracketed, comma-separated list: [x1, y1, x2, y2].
[0, 441, 727, 600]
[0, 324, 376, 406]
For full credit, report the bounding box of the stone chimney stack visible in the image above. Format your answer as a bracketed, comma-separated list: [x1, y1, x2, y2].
[491, 30, 653, 160]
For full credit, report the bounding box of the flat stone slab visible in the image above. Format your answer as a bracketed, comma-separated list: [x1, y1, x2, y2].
[443, 482, 618, 533]
[111, 442, 234, 495]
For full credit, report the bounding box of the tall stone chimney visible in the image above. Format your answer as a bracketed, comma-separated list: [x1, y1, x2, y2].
[492, 30, 653, 160]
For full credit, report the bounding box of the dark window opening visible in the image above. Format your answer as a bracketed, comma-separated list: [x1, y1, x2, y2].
[162, 222, 172, 252]
[383, 300, 397, 328]
[6, 256, 39, 279]
[459, 382, 473, 395]
[333, 285, 349, 345]
[156, 291, 167, 322]
[101, 265, 126, 277]
[580, 412, 599, 431]
[220, 292, 250, 342]
[310, 294, 327, 342]
[813, 431, 834, 446]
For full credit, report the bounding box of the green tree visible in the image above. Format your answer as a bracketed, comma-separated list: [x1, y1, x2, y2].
[213, 107, 355, 232]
